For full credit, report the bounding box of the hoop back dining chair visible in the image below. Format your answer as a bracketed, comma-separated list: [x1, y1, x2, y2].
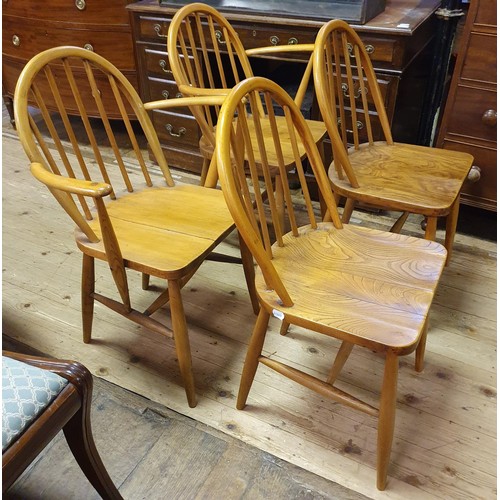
[215, 75, 447, 489]
[167, 2, 327, 189]
[313, 19, 473, 264]
[13, 46, 257, 408]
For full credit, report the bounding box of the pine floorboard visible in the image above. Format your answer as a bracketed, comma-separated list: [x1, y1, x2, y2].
[2, 110, 497, 499]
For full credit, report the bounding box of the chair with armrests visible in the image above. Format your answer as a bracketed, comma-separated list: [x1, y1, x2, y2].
[215, 76, 447, 490]
[13, 46, 257, 408]
[313, 19, 474, 265]
[167, 2, 327, 191]
[2, 350, 122, 498]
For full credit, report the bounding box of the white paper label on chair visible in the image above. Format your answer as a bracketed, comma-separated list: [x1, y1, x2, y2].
[272, 309, 285, 320]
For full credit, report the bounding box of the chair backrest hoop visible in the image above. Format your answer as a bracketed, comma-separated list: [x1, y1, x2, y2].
[215, 76, 343, 305]
[313, 20, 394, 187]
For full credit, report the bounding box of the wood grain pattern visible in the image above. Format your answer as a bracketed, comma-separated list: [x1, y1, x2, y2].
[215, 77, 448, 490]
[313, 20, 474, 263]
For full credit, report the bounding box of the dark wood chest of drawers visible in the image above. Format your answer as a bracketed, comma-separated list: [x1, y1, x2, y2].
[128, 0, 441, 174]
[2, 0, 137, 120]
[436, 0, 497, 211]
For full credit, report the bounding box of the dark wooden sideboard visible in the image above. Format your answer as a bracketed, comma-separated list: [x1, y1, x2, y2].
[435, 0, 497, 212]
[2, 0, 138, 121]
[128, 0, 442, 174]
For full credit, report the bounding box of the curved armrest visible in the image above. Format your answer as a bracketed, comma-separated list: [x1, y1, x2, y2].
[30, 163, 112, 198]
[144, 95, 227, 111]
[245, 43, 314, 57]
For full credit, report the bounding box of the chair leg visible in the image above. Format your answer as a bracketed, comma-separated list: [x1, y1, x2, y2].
[390, 212, 409, 234]
[238, 232, 259, 316]
[279, 320, 290, 336]
[142, 273, 150, 290]
[327, 341, 354, 384]
[377, 350, 399, 491]
[63, 381, 122, 499]
[444, 197, 460, 265]
[415, 317, 429, 373]
[237, 308, 271, 410]
[82, 254, 95, 344]
[342, 198, 356, 223]
[199, 157, 210, 187]
[168, 279, 197, 408]
[424, 216, 437, 241]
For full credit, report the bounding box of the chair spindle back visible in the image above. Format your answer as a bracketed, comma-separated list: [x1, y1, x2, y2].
[216, 77, 342, 302]
[14, 47, 174, 233]
[313, 20, 393, 185]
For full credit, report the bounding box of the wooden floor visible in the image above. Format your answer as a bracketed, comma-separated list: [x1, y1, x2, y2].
[2, 110, 497, 499]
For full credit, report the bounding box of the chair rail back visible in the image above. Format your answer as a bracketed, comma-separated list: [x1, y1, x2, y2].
[313, 20, 393, 186]
[168, 3, 255, 150]
[215, 76, 342, 304]
[14, 47, 174, 230]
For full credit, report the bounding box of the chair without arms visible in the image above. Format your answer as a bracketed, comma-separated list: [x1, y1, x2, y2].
[313, 19, 474, 265]
[167, 2, 327, 189]
[13, 46, 256, 408]
[215, 76, 447, 490]
[2, 350, 122, 499]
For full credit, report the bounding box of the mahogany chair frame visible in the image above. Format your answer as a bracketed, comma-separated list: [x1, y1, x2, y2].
[215, 76, 447, 490]
[13, 46, 257, 408]
[2, 350, 122, 499]
[313, 20, 474, 264]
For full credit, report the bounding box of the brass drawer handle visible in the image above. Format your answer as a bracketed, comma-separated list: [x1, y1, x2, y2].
[12, 35, 20, 47]
[154, 24, 168, 39]
[288, 37, 298, 45]
[165, 124, 186, 137]
[270, 35, 280, 46]
[467, 165, 481, 183]
[338, 118, 364, 132]
[161, 91, 183, 99]
[215, 30, 226, 45]
[347, 42, 375, 57]
[159, 60, 173, 74]
[481, 109, 496, 127]
[341, 83, 368, 99]
[84, 43, 94, 52]
[75, 0, 86, 11]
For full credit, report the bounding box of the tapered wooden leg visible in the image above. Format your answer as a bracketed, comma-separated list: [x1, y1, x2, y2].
[63, 375, 123, 499]
[327, 341, 354, 384]
[238, 232, 259, 315]
[279, 320, 290, 336]
[415, 317, 429, 373]
[444, 197, 460, 265]
[203, 155, 219, 188]
[377, 350, 399, 491]
[200, 157, 210, 187]
[168, 279, 197, 408]
[390, 212, 409, 234]
[82, 254, 95, 344]
[142, 273, 150, 290]
[342, 198, 356, 223]
[424, 216, 437, 241]
[237, 308, 271, 410]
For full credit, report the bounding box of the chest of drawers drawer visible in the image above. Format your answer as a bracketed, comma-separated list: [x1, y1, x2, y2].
[152, 110, 201, 149]
[445, 85, 496, 143]
[3, 0, 130, 24]
[3, 16, 135, 70]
